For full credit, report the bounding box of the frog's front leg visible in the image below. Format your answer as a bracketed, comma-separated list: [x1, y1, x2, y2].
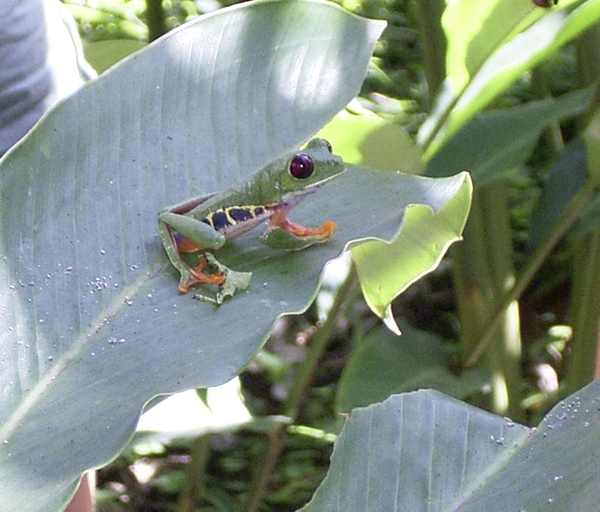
[158, 210, 227, 293]
[271, 209, 337, 238]
[259, 206, 337, 251]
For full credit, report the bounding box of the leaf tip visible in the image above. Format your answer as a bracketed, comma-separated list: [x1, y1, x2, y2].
[383, 306, 401, 336]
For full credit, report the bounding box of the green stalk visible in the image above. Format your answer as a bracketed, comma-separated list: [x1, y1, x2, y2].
[243, 268, 358, 512]
[453, 182, 523, 420]
[414, 0, 524, 417]
[564, 230, 600, 394]
[413, 0, 455, 148]
[179, 435, 211, 512]
[412, 0, 447, 106]
[560, 22, 600, 395]
[146, 0, 167, 42]
[465, 179, 597, 367]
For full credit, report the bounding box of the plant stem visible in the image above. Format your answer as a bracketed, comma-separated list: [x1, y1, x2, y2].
[243, 267, 357, 512]
[413, 0, 447, 107]
[564, 23, 600, 390]
[564, 230, 600, 394]
[465, 180, 598, 367]
[146, 0, 167, 42]
[179, 435, 211, 512]
[453, 182, 523, 420]
[285, 269, 357, 416]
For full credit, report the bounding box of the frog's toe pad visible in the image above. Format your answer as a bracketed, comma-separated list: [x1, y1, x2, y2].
[216, 268, 252, 303]
[193, 253, 252, 305]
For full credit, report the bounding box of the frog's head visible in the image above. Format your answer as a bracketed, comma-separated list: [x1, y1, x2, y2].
[274, 138, 345, 201]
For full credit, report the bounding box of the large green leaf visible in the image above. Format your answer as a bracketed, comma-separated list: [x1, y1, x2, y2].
[303, 381, 600, 511]
[419, 0, 600, 157]
[441, 0, 575, 95]
[0, 1, 390, 510]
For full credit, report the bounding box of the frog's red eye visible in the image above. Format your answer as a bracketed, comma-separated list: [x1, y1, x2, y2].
[289, 153, 314, 179]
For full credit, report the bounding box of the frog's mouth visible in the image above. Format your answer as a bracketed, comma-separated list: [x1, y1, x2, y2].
[280, 166, 346, 207]
[279, 182, 320, 208]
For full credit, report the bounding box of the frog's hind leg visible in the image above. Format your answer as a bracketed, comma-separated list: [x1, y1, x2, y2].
[159, 219, 226, 294]
[178, 255, 226, 294]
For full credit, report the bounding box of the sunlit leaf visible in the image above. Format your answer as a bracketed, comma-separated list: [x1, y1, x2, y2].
[352, 172, 472, 330]
[420, 0, 600, 157]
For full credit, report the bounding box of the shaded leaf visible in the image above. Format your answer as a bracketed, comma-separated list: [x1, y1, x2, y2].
[303, 380, 600, 511]
[426, 87, 594, 185]
[336, 322, 489, 413]
[302, 390, 531, 512]
[530, 138, 587, 249]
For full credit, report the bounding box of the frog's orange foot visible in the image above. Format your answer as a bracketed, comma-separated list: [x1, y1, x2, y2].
[270, 212, 337, 239]
[178, 256, 226, 294]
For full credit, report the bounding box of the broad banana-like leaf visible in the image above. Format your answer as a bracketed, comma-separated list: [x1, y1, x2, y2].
[304, 382, 600, 511]
[0, 2, 469, 510]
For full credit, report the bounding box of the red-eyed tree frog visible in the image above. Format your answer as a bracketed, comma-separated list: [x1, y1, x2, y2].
[159, 138, 346, 303]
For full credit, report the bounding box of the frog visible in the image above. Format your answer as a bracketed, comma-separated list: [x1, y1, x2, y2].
[158, 138, 346, 303]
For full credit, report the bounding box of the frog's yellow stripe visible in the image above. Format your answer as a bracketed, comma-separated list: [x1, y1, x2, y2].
[202, 205, 268, 231]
